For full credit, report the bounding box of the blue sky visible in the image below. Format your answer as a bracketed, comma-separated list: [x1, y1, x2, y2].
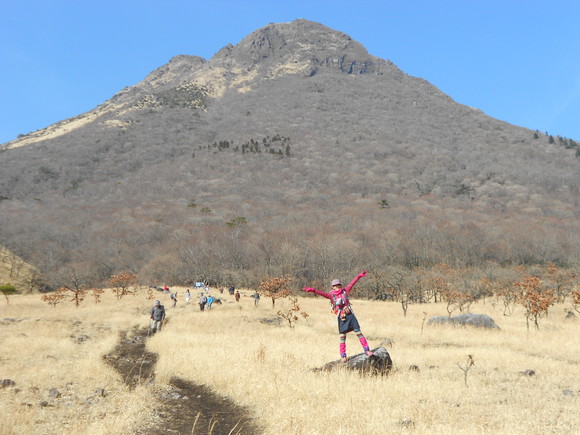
[2, 0, 579, 145]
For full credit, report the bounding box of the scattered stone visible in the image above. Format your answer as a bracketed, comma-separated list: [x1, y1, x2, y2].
[400, 419, 415, 429]
[0, 318, 20, 325]
[408, 365, 420, 372]
[564, 311, 576, 320]
[562, 389, 573, 396]
[519, 369, 535, 377]
[48, 388, 61, 398]
[259, 317, 281, 326]
[94, 388, 106, 397]
[422, 341, 464, 349]
[39, 401, 49, 407]
[73, 334, 91, 343]
[314, 347, 393, 375]
[427, 313, 500, 329]
[1, 379, 16, 388]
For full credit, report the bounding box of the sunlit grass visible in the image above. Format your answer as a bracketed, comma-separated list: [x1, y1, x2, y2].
[1, 289, 578, 434]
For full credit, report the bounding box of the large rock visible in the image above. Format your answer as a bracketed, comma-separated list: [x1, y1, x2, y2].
[314, 347, 393, 375]
[427, 313, 500, 329]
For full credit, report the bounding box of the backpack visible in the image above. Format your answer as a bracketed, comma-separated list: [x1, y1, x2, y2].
[170, 293, 176, 300]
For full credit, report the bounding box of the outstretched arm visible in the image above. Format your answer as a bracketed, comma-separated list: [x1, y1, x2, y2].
[344, 270, 367, 295]
[303, 287, 331, 299]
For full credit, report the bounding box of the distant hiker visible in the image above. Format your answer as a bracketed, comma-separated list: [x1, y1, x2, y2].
[252, 291, 260, 306]
[150, 300, 165, 334]
[170, 292, 177, 308]
[199, 293, 207, 311]
[185, 289, 191, 304]
[304, 271, 373, 362]
[207, 294, 214, 310]
[235, 290, 240, 302]
[219, 287, 224, 294]
[229, 286, 235, 295]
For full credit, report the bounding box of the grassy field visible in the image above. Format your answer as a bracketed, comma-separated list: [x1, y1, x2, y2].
[0, 288, 578, 434]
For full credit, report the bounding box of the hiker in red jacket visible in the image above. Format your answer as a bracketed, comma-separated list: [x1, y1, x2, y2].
[304, 271, 373, 362]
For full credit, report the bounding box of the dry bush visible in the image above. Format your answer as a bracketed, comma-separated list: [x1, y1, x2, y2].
[68, 286, 87, 307]
[495, 284, 518, 316]
[572, 286, 580, 314]
[259, 275, 291, 306]
[277, 296, 308, 328]
[542, 262, 577, 302]
[515, 276, 556, 330]
[107, 272, 138, 300]
[40, 288, 68, 307]
[91, 288, 105, 304]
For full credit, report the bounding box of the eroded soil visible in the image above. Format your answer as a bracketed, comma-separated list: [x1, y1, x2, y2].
[104, 328, 259, 434]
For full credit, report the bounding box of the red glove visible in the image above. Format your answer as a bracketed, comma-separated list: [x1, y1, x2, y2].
[303, 287, 315, 293]
[358, 270, 367, 278]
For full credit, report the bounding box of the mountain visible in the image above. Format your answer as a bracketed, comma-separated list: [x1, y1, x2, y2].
[0, 19, 578, 289]
[0, 246, 40, 293]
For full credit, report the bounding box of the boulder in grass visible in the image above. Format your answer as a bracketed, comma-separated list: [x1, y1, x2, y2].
[1, 379, 16, 388]
[427, 313, 500, 329]
[313, 347, 393, 375]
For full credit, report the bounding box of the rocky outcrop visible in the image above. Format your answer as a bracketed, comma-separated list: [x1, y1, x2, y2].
[314, 347, 393, 375]
[427, 313, 500, 329]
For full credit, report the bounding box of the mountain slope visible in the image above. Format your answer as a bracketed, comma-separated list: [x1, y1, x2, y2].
[0, 19, 578, 287]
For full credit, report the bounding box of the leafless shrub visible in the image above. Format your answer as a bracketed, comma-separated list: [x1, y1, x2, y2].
[456, 354, 475, 387]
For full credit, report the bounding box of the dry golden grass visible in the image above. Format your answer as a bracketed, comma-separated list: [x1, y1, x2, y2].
[0, 292, 157, 434]
[1, 288, 578, 434]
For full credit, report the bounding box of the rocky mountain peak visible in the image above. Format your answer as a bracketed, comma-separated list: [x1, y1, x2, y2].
[211, 19, 377, 76]
[132, 19, 379, 100]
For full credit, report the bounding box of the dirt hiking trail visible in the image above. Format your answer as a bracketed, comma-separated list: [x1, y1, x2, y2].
[104, 327, 259, 434]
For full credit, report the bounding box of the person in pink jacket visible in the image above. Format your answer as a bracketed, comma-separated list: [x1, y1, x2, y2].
[304, 271, 373, 362]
